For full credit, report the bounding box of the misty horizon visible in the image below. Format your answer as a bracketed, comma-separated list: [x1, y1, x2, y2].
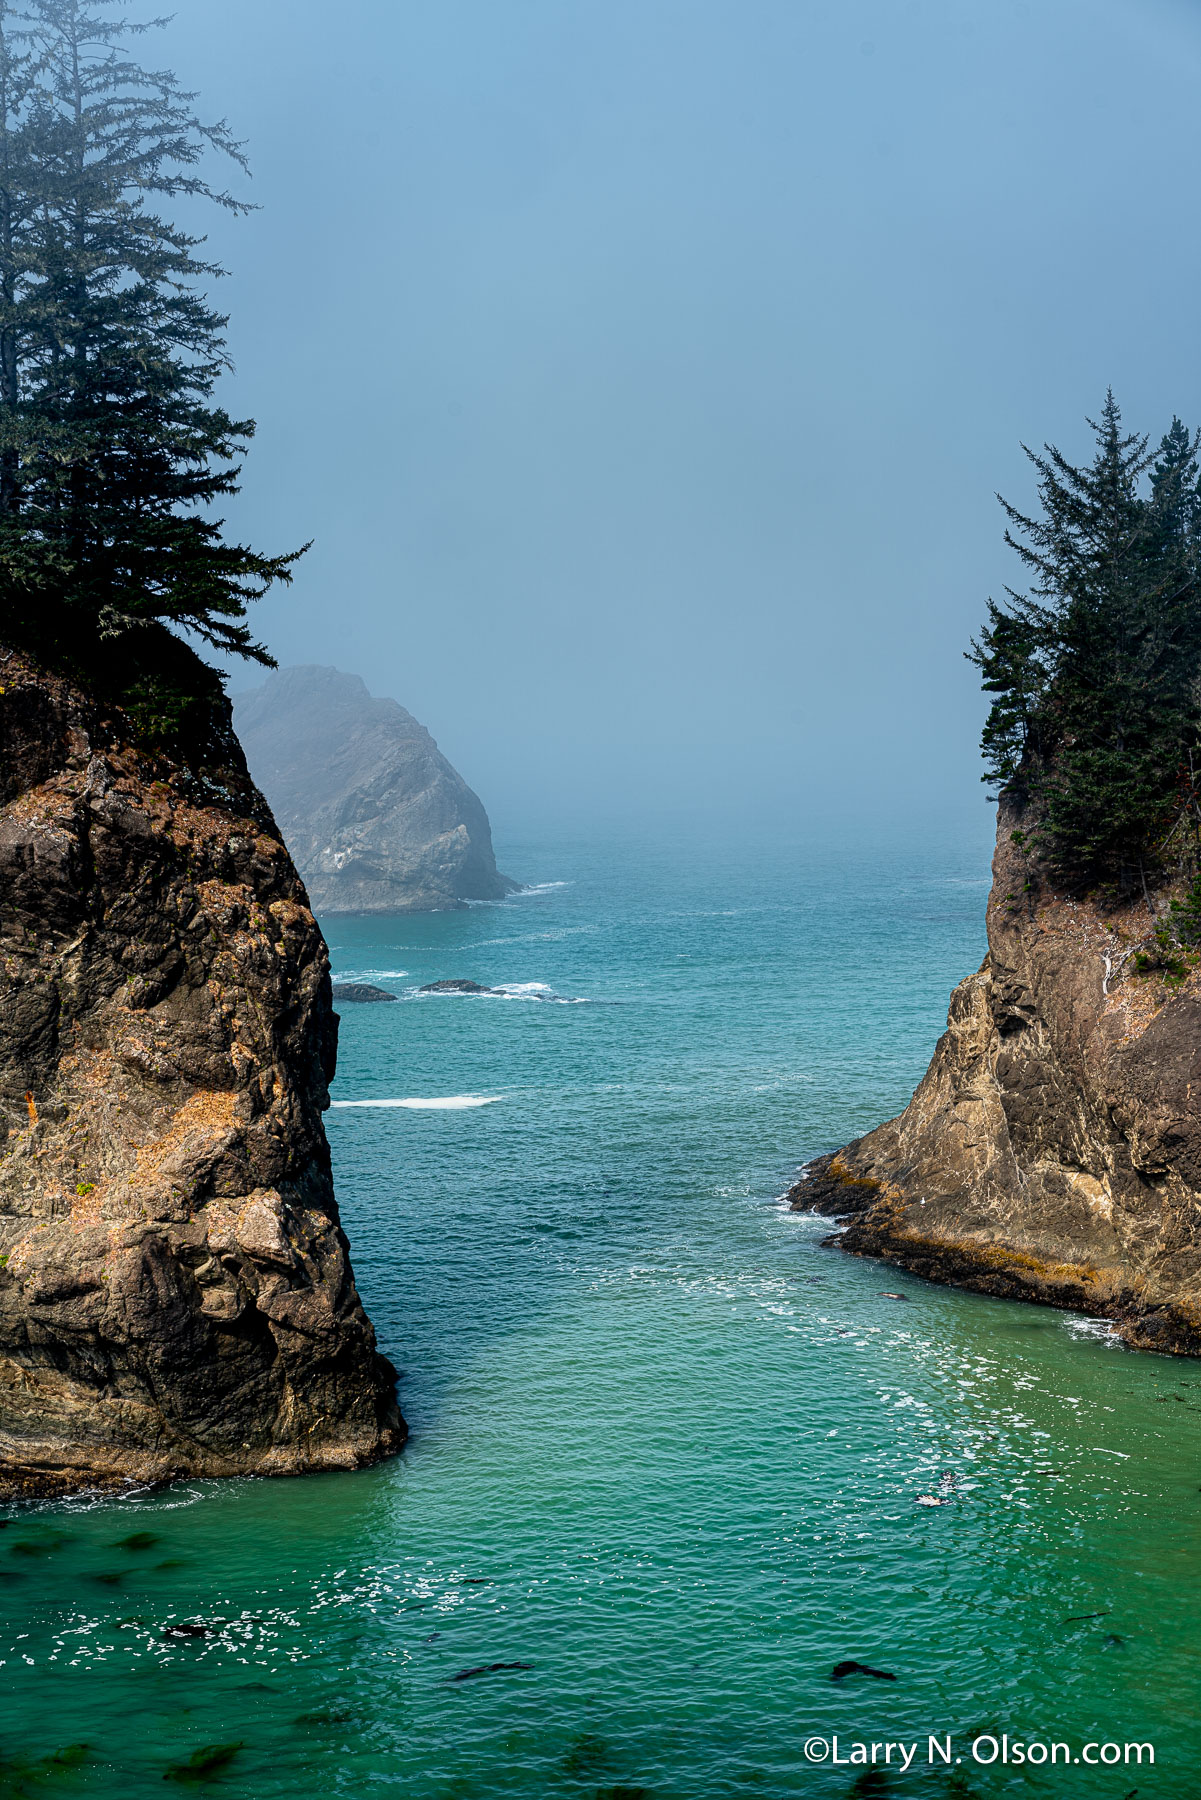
[162, 0, 1201, 835]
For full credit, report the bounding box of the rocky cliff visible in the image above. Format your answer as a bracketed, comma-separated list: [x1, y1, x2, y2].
[0, 649, 404, 1497]
[233, 666, 517, 914]
[792, 803, 1201, 1354]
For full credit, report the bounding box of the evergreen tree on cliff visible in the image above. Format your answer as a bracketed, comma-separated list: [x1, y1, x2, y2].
[0, 0, 301, 735]
[970, 393, 1201, 892]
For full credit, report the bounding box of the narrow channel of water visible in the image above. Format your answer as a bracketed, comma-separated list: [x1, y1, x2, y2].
[4, 820, 1196, 1797]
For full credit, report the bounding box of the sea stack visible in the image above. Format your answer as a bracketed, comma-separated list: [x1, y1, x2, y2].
[793, 801, 1201, 1354]
[0, 650, 403, 1497]
[233, 665, 517, 914]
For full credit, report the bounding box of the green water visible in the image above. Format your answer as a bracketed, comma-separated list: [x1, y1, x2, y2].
[5, 822, 1200, 1797]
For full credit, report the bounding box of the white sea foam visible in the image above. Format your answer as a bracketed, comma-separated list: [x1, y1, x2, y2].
[333, 969, 409, 981]
[1063, 1315, 1123, 1346]
[465, 880, 571, 906]
[413, 979, 592, 1004]
[331, 1095, 501, 1110]
[469, 925, 601, 948]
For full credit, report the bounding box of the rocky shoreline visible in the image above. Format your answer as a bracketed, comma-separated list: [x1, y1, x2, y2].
[0, 651, 404, 1497]
[791, 802, 1201, 1355]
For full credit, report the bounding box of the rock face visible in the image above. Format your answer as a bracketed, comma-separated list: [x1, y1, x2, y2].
[0, 649, 404, 1497]
[792, 802, 1201, 1354]
[232, 666, 517, 915]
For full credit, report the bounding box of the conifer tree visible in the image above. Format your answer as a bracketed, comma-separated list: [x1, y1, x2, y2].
[970, 394, 1201, 891]
[0, 0, 302, 733]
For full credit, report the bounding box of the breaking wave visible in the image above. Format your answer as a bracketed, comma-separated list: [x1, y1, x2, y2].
[1062, 1315, 1124, 1346]
[332, 969, 409, 981]
[413, 980, 593, 1004]
[331, 1095, 502, 1111]
[490, 980, 588, 1003]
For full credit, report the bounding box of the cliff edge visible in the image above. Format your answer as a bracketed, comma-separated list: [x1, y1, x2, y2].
[791, 804, 1201, 1354]
[0, 650, 404, 1496]
[233, 665, 517, 915]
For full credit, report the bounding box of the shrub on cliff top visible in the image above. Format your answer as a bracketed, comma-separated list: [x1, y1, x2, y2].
[0, 0, 303, 733]
[969, 393, 1201, 893]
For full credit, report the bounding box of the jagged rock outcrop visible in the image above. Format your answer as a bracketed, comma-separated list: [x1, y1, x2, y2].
[0, 649, 404, 1496]
[232, 665, 517, 914]
[792, 802, 1201, 1353]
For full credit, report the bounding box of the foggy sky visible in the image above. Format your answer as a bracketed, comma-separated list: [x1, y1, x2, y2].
[161, 0, 1201, 833]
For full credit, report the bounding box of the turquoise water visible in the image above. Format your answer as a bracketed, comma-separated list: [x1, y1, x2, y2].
[5, 820, 1201, 1797]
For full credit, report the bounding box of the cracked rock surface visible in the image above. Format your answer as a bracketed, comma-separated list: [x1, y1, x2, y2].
[0, 650, 404, 1496]
[792, 801, 1201, 1354]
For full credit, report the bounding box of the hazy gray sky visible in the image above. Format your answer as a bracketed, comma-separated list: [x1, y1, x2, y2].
[162, 0, 1201, 830]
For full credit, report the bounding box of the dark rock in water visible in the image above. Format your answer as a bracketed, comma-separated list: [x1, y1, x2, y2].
[233, 665, 519, 915]
[790, 794, 1201, 1356]
[451, 1661, 532, 1681]
[45, 1745, 90, 1770]
[0, 650, 404, 1499]
[847, 1774, 892, 1798]
[164, 1743, 243, 1782]
[830, 1660, 897, 1682]
[420, 979, 495, 995]
[560, 1734, 608, 1778]
[331, 982, 398, 1004]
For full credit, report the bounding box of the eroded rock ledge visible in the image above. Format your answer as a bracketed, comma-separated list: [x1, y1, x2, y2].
[790, 804, 1201, 1354]
[0, 650, 404, 1496]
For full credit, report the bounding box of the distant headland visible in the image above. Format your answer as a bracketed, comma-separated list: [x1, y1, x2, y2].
[234, 665, 519, 915]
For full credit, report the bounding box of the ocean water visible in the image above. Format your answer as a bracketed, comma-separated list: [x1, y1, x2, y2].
[5, 819, 1201, 1798]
